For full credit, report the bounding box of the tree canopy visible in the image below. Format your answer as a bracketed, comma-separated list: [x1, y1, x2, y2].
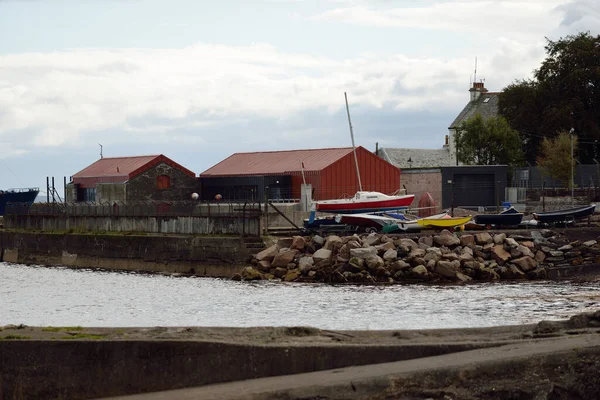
[455, 114, 523, 166]
[499, 32, 600, 163]
[537, 131, 578, 189]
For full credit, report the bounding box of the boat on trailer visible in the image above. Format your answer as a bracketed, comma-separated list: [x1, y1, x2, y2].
[533, 205, 596, 224]
[315, 191, 415, 214]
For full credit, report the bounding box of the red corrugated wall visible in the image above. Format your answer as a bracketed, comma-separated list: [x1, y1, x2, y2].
[318, 147, 401, 200]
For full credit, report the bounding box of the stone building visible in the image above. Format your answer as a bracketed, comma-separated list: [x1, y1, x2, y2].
[66, 155, 198, 203]
[377, 81, 502, 210]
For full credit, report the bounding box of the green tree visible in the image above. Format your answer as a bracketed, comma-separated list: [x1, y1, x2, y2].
[455, 114, 524, 166]
[537, 131, 578, 189]
[499, 32, 600, 163]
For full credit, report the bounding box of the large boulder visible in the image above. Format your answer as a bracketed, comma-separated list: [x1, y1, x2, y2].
[517, 245, 534, 258]
[290, 236, 306, 251]
[491, 245, 511, 265]
[366, 255, 385, 270]
[456, 272, 473, 282]
[298, 256, 315, 273]
[418, 236, 434, 247]
[407, 248, 426, 259]
[411, 265, 429, 276]
[363, 234, 381, 247]
[313, 248, 332, 262]
[348, 257, 366, 271]
[460, 234, 475, 247]
[535, 250, 546, 262]
[350, 247, 377, 259]
[512, 256, 537, 272]
[271, 250, 298, 268]
[434, 230, 460, 247]
[389, 260, 411, 272]
[255, 244, 278, 262]
[312, 235, 325, 247]
[475, 232, 492, 245]
[376, 242, 396, 254]
[383, 249, 398, 261]
[283, 269, 301, 282]
[256, 260, 271, 272]
[435, 260, 457, 278]
[338, 240, 362, 261]
[504, 237, 519, 248]
[424, 247, 442, 263]
[273, 267, 288, 278]
[276, 237, 294, 249]
[398, 238, 419, 250]
[241, 266, 263, 281]
[324, 235, 343, 251]
[493, 233, 506, 245]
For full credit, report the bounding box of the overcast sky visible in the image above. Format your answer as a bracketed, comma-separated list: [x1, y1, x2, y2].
[1, 0, 599, 195]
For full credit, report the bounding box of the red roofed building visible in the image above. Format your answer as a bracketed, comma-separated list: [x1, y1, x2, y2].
[199, 146, 401, 201]
[67, 155, 198, 202]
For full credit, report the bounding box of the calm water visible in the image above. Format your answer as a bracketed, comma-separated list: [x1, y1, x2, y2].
[1, 262, 599, 330]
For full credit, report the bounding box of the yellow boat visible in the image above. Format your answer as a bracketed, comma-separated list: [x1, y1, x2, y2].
[417, 215, 472, 228]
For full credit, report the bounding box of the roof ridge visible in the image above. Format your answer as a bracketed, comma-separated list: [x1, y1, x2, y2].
[229, 147, 355, 156]
[96, 154, 161, 160]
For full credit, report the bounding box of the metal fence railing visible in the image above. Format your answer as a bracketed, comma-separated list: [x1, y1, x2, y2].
[6, 201, 263, 218]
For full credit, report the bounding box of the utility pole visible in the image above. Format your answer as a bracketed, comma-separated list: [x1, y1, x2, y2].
[570, 128, 574, 206]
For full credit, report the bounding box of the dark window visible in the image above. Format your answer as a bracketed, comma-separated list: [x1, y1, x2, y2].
[157, 175, 171, 190]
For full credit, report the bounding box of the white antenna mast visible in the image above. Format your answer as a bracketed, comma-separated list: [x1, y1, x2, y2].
[98, 143, 103, 159]
[345, 92, 363, 192]
[474, 57, 477, 83]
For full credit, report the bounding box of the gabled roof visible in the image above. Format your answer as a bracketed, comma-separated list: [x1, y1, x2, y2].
[200, 147, 358, 177]
[72, 154, 195, 181]
[380, 147, 456, 169]
[449, 92, 500, 129]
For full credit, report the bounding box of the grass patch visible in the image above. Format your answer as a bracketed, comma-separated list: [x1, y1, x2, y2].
[61, 334, 106, 340]
[0, 335, 31, 340]
[42, 326, 84, 332]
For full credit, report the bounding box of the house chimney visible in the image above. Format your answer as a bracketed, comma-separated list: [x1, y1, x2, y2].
[469, 81, 488, 102]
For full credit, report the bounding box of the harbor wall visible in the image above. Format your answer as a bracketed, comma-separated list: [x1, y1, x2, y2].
[0, 340, 484, 400]
[4, 214, 261, 236]
[0, 231, 252, 276]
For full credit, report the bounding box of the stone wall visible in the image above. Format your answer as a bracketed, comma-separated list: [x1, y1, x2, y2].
[0, 232, 251, 276]
[97, 182, 127, 202]
[401, 169, 443, 212]
[126, 162, 199, 201]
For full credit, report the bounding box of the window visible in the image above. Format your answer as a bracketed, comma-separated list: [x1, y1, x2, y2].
[157, 175, 171, 190]
[483, 97, 490, 103]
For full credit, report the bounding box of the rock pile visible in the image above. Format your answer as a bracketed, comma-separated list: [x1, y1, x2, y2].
[234, 230, 600, 284]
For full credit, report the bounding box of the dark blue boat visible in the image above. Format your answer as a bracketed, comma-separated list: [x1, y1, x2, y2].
[474, 207, 524, 226]
[0, 188, 40, 215]
[533, 205, 596, 224]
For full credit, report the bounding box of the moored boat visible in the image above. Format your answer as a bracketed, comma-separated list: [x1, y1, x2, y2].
[315, 191, 415, 214]
[474, 207, 524, 227]
[533, 205, 596, 224]
[0, 187, 40, 215]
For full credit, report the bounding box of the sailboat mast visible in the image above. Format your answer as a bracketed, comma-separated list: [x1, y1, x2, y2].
[345, 92, 363, 192]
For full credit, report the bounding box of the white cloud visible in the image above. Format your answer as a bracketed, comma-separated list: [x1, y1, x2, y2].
[311, 1, 566, 38]
[0, 39, 548, 153]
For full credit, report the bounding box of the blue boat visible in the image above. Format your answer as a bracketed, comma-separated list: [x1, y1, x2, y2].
[533, 205, 596, 224]
[0, 188, 40, 215]
[474, 207, 524, 227]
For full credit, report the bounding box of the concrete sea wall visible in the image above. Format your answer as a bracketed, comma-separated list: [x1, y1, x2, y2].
[0, 231, 252, 276]
[4, 214, 261, 236]
[0, 340, 484, 400]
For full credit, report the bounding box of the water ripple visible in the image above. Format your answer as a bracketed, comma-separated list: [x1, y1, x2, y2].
[1, 263, 598, 329]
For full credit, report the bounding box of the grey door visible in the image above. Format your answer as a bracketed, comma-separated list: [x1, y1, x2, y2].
[453, 174, 496, 207]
